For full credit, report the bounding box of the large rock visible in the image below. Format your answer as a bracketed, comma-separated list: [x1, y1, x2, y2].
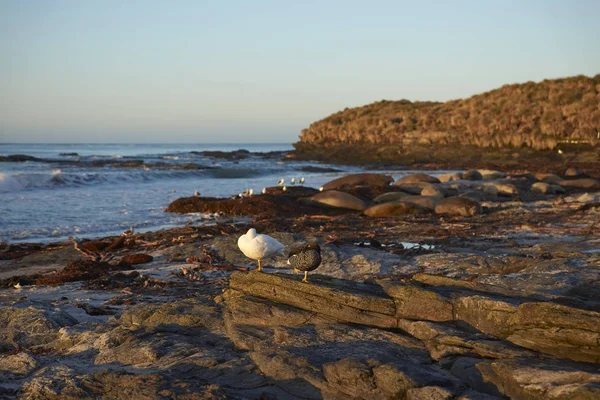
[228, 272, 398, 328]
[476, 358, 600, 400]
[395, 173, 440, 185]
[0, 352, 38, 378]
[532, 172, 563, 184]
[373, 191, 410, 204]
[310, 190, 369, 211]
[438, 172, 462, 183]
[364, 201, 429, 217]
[530, 182, 565, 194]
[435, 197, 482, 217]
[321, 173, 393, 191]
[559, 178, 600, 189]
[462, 170, 483, 181]
[478, 170, 506, 180]
[565, 167, 584, 177]
[483, 182, 518, 196]
[0, 305, 78, 352]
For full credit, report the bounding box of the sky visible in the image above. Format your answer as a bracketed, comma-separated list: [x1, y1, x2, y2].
[1, 1, 599, 143]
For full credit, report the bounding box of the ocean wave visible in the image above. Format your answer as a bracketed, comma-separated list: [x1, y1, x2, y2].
[0, 166, 271, 193]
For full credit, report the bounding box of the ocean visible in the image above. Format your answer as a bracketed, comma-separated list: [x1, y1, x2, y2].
[0, 143, 367, 243]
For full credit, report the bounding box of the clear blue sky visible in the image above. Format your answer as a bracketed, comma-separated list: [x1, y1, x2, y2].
[1, 0, 598, 143]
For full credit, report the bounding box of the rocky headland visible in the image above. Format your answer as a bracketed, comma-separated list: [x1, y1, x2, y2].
[1, 165, 600, 399]
[293, 75, 600, 167]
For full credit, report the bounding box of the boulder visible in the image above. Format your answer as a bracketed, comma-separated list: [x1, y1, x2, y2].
[476, 358, 600, 400]
[532, 172, 563, 184]
[462, 170, 483, 181]
[310, 190, 369, 211]
[482, 185, 498, 197]
[530, 182, 565, 194]
[435, 197, 482, 217]
[484, 182, 518, 196]
[438, 172, 462, 183]
[395, 173, 440, 185]
[559, 178, 600, 189]
[322, 173, 393, 191]
[459, 191, 486, 202]
[478, 170, 506, 180]
[565, 167, 584, 177]
[364, 201, 430, 217]
[0, 352, 38, 377]
[373, 192, 410, 204]
[421, 184, 445, 198]
[0, 305, 78, 351]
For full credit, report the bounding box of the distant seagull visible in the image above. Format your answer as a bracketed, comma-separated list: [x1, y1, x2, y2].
[194, 190, 200, 197]
[290, 177, 296, 185]
[282, 186, 287, 192]
[248, 188, 254, 197]
[298, 177, 305, 185]
[238, 192, 244, 198]
[558, 149, 564, 155]
[172, 189, 177, 193]
[277, 178, 285, 186]
[261, 187, 267, 195]
[13, 282, 22, 290]
[319, 186, 324, 192]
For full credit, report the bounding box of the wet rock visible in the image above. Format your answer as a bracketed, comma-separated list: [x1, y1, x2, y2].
[373, 191, 410, 204]
[531, 182, 565, 194]
[0, 154, 42, 162]
[364, 201, 430, 217]
[459, 191, 486, 202]
[462, 170, 483, 181]
[559, 178, 600, 189]
[0, 305, 77, 351]
[435, 197, 482, 217]
[310, 190, 369, 211]
[482, 185, 498, 197]
[120, 253, 154, 265]
[395, 173, 441, 185]
[298, 166, 341, 173]
[0, 352, 37, 377]
[394, 182, 434, 194]
[321, 173, 393, 191]
[565, 167, 584, 177]
[476, 358, 600, 400]
[438, 172, 463, 182]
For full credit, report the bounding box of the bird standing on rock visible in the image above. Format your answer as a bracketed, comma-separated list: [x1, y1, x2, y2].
[290, 177, 296, 185]
[237, 228, 285, 271]
[277, 178, 285, 186]
[299, 177, 305, 185]
[287, 242, 322, 282]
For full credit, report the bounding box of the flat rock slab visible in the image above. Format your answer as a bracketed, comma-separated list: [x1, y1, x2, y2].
[228, 271, 600, 363]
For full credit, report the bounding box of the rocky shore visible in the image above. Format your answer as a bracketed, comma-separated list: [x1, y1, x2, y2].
[1, 166, 600, 399]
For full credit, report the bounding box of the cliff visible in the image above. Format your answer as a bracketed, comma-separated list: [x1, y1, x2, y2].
[295, 75, 600, 164]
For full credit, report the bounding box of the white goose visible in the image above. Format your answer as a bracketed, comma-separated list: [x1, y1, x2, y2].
[237, 228, 285, 271]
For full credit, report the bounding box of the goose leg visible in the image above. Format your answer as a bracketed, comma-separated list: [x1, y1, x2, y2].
[257, 259, 262, 271]
[302, 271, 308, 282]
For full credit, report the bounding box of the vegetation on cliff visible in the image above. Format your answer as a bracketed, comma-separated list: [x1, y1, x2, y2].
[298, 75, 600, 151]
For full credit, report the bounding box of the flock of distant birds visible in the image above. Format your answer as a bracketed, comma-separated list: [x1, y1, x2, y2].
[190, 176, 325, 200]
